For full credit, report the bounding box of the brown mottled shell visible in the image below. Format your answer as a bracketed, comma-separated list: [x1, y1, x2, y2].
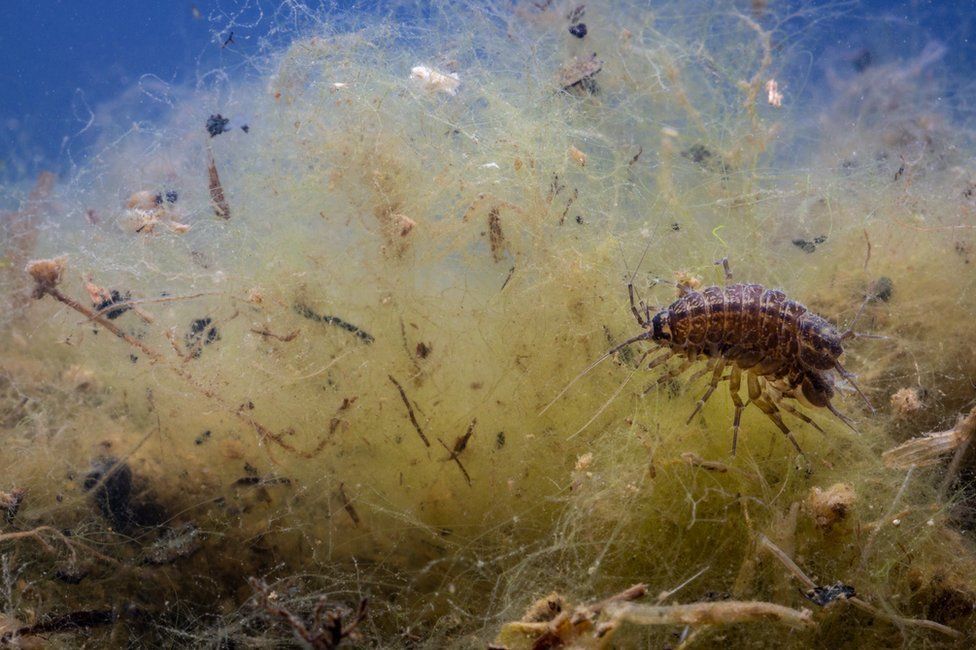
[557, 54, 603, 90]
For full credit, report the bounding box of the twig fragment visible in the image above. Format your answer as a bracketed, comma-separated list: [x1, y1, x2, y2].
[336, 482, 360, 526]
[388, 375, 430, 447]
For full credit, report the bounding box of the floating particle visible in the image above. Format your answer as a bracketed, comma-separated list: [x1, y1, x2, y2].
[165, 190, 178, 203]
[568, 144, 587, 166]
[792, 235, 826, 253]
[890, 387, 923, 417]
[194, 430, 212, 445]
[807, 483, 856, 530]
[671, 222, 680, 231]
[410, 65, 460, 96]
[206, 114, 231, 138]
[765, 78, 783, 108]
[557, 53, 602, 93]
[568, 23, 587, 38]
[143, 523, 202, 565]
[240, 124, 249, 133]
[496, 431, 506, 449]
[851, 48, 873, 73]
[575, 215, 584, 225]
[681, 143, 732, 175]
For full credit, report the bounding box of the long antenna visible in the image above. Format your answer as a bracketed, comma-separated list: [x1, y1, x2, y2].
[538, 331, 651, 415]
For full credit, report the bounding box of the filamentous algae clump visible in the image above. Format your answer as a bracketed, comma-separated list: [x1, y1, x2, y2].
[2, 1, 976, 647]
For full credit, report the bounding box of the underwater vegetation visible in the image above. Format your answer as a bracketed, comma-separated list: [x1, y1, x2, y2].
[2, 0, 976, 647]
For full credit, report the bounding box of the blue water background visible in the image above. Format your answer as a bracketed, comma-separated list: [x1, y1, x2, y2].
[1, 1, 974, 183]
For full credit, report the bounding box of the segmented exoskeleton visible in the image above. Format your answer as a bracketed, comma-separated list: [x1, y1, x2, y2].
[619, 259, 872, 453]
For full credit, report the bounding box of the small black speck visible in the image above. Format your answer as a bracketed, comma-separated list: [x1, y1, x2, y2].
[496, 431, 506, 449]
[194, 430, 212, 445]
[813, 234, 827, 245]
[165, 190, 178, 203]
[575, 215, 584, 224]
[129, 354, 139, 364]
[569, 23, 587, 38]
[206, 114, 231, 138]
[852, 49, 872, 73]
[792, 238, 817, 254]
[241, 124, 249, 133]
[671, 222, 680, 231]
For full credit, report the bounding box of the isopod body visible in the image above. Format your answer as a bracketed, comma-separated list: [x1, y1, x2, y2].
[628, 260, 870, 453]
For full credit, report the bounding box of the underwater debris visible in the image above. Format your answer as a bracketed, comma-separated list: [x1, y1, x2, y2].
[568, 145, 587, 167]
[890, 387, 923, 418]
[557, 53, 602, 93]
[207, 145, 231, 219]
[293, 303, 374, 343]
[0, 609, 120, 645]
[487, 207, 506, 261]
[143, 523, 202, 565]
[24, 256, 66, 298]
[248, 577, 368, 649]
[680, 143, 731, 175]
[803, 582, 856, 607]
[82, 457, 165, 532]
[85, 283, 131, 320]
[124, 189, 190, 234]
[194, 430, 212, 445]
[868, 276, 894, 302]
[184, 317, 220, 358]
[568, 22, 587, 38]
[806, 483, 856, 531]
[206, 114, 231, 138]
[765, 78, 783, 107]
[336, 482, 360, 526]
[0, 488, 26, 524]
[410, 65, 460, 96]
[884, 405, 976, 469]
[759, 534, 961, 638]
[791, 235, 827, 253]
[439, 418, 477, 486]
[388, 374, 430, 447]
[251, 326, 300, 342]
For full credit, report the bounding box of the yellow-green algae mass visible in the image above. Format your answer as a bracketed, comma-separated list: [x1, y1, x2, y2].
[2, 1, 976, 647]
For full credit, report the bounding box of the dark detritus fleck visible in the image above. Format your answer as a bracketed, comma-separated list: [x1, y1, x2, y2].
[165, 190, 178, 203]
[792, 235, 827, 253]
[496, 431, 506, 449]
[95, 289, 131, 320]
[566, 4, 585, 22]
[337, 482, 361, 526]
[143, 523, 202, 565]
[388, 374, 431, 447]
[575, 214, 584, 225]
[83, 457, 165, 532]
[194, 430, 212, 445]
[294, 302, 374, 343]
[206, 114, 231, 138]
[851, 48, 873, 73]
[868, 276, 894, 302]
[671, 222, 681, 231]
[185, 317, 221, 358]
[681, 143, 732, 175]
[568, 23, 587, 38]
[415, 341, 432, 359]
[804, 582, 856, 606]
[488, 207, 506, 261]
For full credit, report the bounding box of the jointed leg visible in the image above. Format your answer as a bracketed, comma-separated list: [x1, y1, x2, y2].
[729, 365, 746, 454]
[748, 372, 803, 454]
[628, 282, 648, 328]
[687, 358, 726, 424]
[715, 258, 733, 285]
[644, 358, 694, 395]
[779, 402, 824, 433]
